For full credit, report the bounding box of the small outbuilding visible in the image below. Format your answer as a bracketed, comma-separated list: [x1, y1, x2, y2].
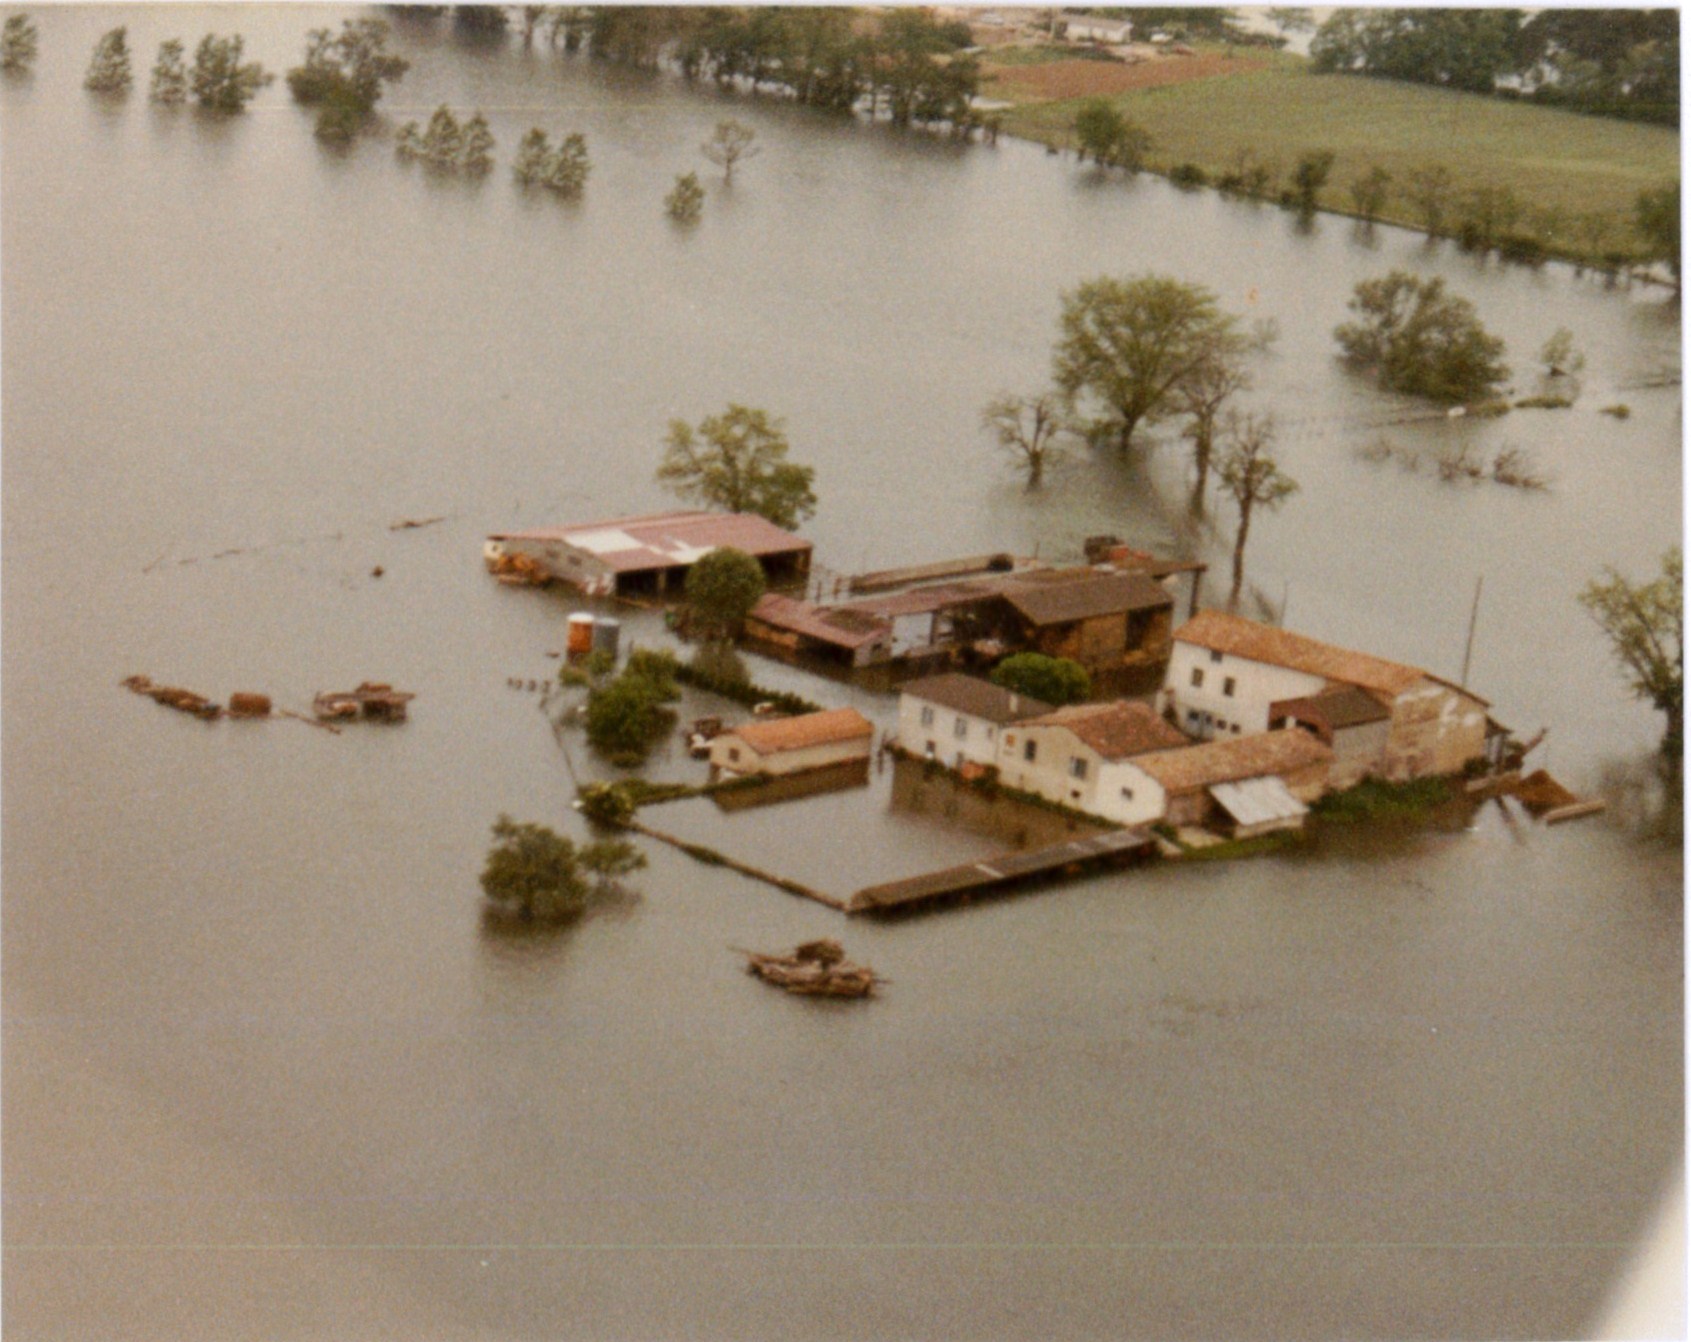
[708, 707, 875, 778]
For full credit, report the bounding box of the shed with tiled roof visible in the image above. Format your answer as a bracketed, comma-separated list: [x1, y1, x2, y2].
[708, 707, 875, 778]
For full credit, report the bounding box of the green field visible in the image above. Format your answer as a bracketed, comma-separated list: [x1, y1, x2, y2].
[991, 51, 1679, 266]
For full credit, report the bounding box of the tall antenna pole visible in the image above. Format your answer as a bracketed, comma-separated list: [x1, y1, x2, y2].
[1460, 574, 1484, 687]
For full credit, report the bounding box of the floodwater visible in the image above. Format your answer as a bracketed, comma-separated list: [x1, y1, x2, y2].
[2, 8, 1681, 1339]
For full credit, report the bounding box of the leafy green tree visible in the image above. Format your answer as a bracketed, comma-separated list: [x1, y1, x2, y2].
[981, 390, 1067, 488]
[1053, 274, 1241, 451]
[513, 127, 553, 183]
[546, 132, 590, 192]
[1266, 8, 1315, 39]
[684, 546, 768, 636]
[1349, 165, 1392, 223]
[657, 404, 817, 529]
[990, 653, 1091, 707]
[1216, 411, 1298, 610]
[1176, 329, 1257, 510]
[479, 815, 645, 922]
[2, 14, 38, 74]
[149, 38, 187, 103]
[701, 118, 759, 182]
[84, 27, 132, 93]
[1334, 270, 1509, 404]
[1635, 181, 1680, 287]
[1538, 328, 1585, 379]
[191, 33, 273, 112]
[1580, 548, 1683, 759]
[585, 672, 677, 764]
[1455, 184, 1522, 252]
[1291, 148, 1335, 215]
[1073, 98, 1126, 165]
[287, 19, 408, 139]
[459, 111, 495, 172]
[1310, 9, 1522, 94]
[665, 171, 705, 222]
[1405, 163, 1454, 237]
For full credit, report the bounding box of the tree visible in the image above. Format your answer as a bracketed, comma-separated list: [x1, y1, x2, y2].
[980, 391, 1067, 488]
[1290, 148, 1335, 215]
[513, 128, 553, 183]
[286, 19, 408, 138]
[84, 27, 132, 94]
[1310, 9, 1522, 94]
[459, 111, 495, 172]
[1216, 411, 1298, 610]
[657, 405, 817, 529]
[1176, 329, 1256, 510]
[1053, 274, 1240, 451]
[191, 33, 273, 112]
[701, 118, 759, 182]
[1580, 548, 1683, 759]
[684, 546, 768, 636]
[1072, 98, 1150, 170]
[1334, 270, 1509, 404]
[479, 815, 644, 923]
[990, 653, 1090, 707]
[150, 38, 188, 103]
[1349, 164, 1392, 224]
[1635, 181, 1680, 287]
[547, 133, 590, 192]
[1405, 163, 1454, 237]
[2, 14, 38, 74]
[585, 672, 676, 764]
[1266, 8, 1315, 39]
[665, 171, 705, 222]
[1538, 328, 1585, 378]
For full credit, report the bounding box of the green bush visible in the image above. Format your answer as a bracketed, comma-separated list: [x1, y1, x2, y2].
[1168, 162, 1208, 189]
[990, 652, 1091, 706]
[671, 660, 820, 715]
[585, 672, 676, 764]
[479, 814, 644, 922]
[1312, 776, 1453, 823]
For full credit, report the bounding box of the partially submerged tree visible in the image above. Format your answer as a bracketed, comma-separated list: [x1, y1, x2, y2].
[701, 118, 759, 182]
[1635, 181, 1680, 287]
[515, 128, 593, 192]
[1538, 328, 1585, 379]
[665, 170, 705, 222]
[2, 14, 38, 74]
[657, 404, 817, 529]
[684, 545, 767, 637]
[1053, 274, 1240, 451]
[286, 19, 409, 139]
[1216, 411, 1298, 611]
[980, 390, 1067, 488]
[1580, 547, 1683, 760]
[1334, 270, 1509, 404]
[479, 815, 645, 923]
[1405, 163, 1454, 238]
[1349, 165, 1392, 224]
[84, 26, 132, 94]
[1072, 97, 1150, 170]
[1176, 331, 1256, 510]
[397, 105, 493, 173]
[990, 652, 1090, 707]
[584, 667, 678, 765]
[1290, 148, 1335, 216]
[191, 33, 273, 112]
[150, 38, 188, 103]
[459, 111, 495, 172]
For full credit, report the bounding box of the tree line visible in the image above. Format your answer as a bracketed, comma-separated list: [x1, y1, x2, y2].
[1310, 9, 1677, 127]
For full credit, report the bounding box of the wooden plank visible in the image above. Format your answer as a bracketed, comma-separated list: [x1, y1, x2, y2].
[1544, 799, 1607, 825]
[849, 828, 1155, 913]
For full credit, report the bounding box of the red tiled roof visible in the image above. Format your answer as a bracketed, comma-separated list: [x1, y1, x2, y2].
[1132, 729, 1333, 794]
[1025, 700, 1188, 759]
[1173, 610, 1426, 698]
[726, 707, 875, 755]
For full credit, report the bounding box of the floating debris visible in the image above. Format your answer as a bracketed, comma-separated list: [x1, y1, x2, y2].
[740, 939, 882, 998]
[488, 552, 550, 586]
[313, 682, 415, 722]
[389, 515, 446, 531]
[121, 674, 221, 720]
[226, 692, 272, 718]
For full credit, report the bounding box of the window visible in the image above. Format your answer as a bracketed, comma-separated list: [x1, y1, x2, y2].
[1120, 786, 1135, 801]
[1190, 667, 1204, 689]
[1223, 676, 1236, 697]
[1069, 757, 1088, 780]
[1231, 724, 1242, 734]
[729, 747, 740, 762]
[985, 726, 995, 742]
[954, 717, 968, 739]
[1024, 739, 1037, 762]
[919, 705, 935, 727]
[1210, 650, 1223, 664]
[1186, 710, 1200, 724]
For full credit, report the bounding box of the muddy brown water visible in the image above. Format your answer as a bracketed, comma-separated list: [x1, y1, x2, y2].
[3, 8, 1681, 1339]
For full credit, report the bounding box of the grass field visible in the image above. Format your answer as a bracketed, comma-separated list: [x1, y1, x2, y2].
[986, 47, 1679, 266]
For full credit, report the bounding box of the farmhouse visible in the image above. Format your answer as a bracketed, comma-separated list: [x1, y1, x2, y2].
[990, 569, 1174, 668]
[1061, 11, 1133, 44]
[708, 707, 874, 778]
[897, 673, 1053, 769]
[1131, 729, 1334, 835]
[1160, 610, 1488, 782]
[997, 700, 1188, 826]
[485, 510, 812, 597]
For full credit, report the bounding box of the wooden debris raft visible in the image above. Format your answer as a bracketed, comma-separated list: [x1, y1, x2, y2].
[740, 939, 882, 998]
[121, 675, 221, 719]
[313, 682, 416, 722]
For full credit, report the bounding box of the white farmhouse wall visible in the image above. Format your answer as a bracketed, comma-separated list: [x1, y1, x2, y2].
[1162, 642, 1326, 740]
[710, 735, 869, 777]
[898, 697, 1002, 768]
[995, 725, 1167, 825]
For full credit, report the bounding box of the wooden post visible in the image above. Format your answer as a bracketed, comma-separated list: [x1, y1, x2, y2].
[1461, 574, 1484, 688]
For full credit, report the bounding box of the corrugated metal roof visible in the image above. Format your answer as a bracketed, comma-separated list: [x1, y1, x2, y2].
[725, 707, 875, 756]
[1209, 776, 1308, 827]
[1133, 729, 1333, 794]
[997, 570, 1172, 625]
[489, 510, 811, 573]
[1025, 700, 1188, 759]
[749, 594, 889, 650]
[900, 673, 1053, 725]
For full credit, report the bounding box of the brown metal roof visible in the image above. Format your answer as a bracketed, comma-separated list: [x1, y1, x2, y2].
[1173, 610, 1427, 698]
[749, 594, 889, 650]
[995, 570, 1172, 626]
[725, 707, 875, 756]
[1024, 700, 1188, 760]
[900, 673, 1054, 725]
[1132, 729, 1333, 794]
[489, 510, 811, 574]
[1272, 685, 1392, 730]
